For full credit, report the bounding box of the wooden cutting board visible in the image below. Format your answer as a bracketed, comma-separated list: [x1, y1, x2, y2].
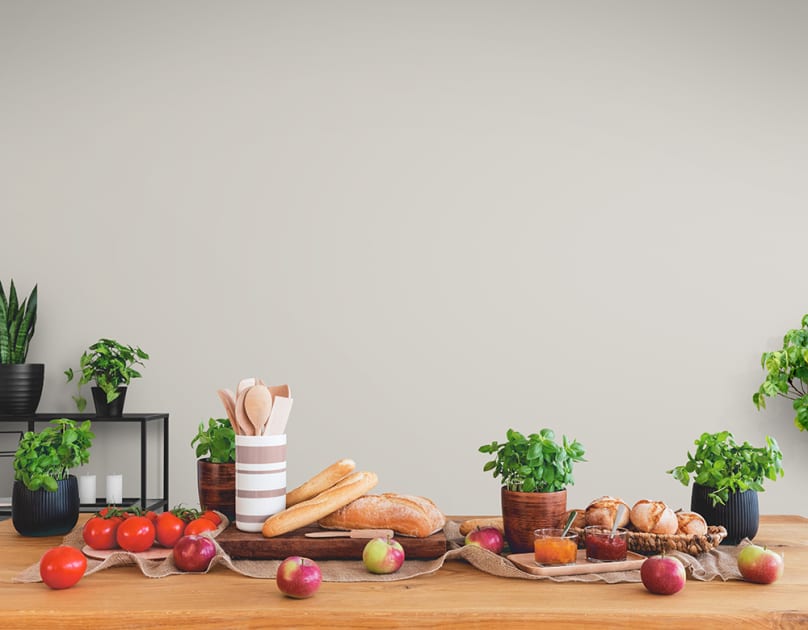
[216, 524, 448, 560]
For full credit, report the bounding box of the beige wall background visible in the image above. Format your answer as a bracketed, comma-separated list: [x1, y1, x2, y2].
[2, 1, 807, 517]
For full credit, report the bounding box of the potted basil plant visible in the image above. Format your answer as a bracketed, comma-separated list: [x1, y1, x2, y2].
[0, 279, 44, 415]
[753, 314, 808, 432]
[12, 418, 95, 536]
[192, 417, 236, 520]
[667, 430, 784, 545]
[479, 428, 586, 553]
[65, 338, 149, 415]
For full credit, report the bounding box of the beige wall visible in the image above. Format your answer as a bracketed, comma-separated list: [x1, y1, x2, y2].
[2, 1, 807, 517]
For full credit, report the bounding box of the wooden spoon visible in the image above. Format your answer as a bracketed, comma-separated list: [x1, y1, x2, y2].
[237, 377, 256, 396]
[244, 384, 273, 436]
[268, 384, 291, 402]
[234, 387, 254, 436]
[216, 389, 239, 435]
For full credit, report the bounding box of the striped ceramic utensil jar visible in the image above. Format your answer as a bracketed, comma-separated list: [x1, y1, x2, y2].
[235, 433, 287, 532]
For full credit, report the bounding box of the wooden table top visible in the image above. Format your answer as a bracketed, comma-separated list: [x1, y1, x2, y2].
[1, 514, 807, 629]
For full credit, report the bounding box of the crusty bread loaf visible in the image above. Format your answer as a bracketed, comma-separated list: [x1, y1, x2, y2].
[556, 509, 586, 530]
[459, 517, 504, 536]
[285, 458, 356, 507]
[676, 510, 708, 536]
[585, 496, 630, 528]
[319, 493, 446, 538]
[262, 471, 378, 537]
[630, 499, 678, 535]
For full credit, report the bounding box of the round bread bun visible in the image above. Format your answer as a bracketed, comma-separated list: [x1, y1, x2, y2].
[556, 508, 586, 530]
[630, 499, 678, 535]
[676, 510, 708, 536]
[585, 496, 631, 528]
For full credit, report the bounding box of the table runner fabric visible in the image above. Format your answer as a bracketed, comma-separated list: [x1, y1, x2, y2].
[12, 519, 744, 584]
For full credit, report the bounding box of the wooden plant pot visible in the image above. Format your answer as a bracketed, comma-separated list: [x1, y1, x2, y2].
[501, 487, 567, 553]
[691, 483, 759, 545]
[197, 459, 235, 521]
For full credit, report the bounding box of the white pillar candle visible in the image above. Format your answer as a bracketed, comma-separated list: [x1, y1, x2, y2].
[78, 474, 96, 505]
[106, 473, 123, 504]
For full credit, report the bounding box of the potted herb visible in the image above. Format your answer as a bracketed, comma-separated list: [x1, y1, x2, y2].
[0, 279, 44, 415]
[65, 338, 149, 415]
[192, 417, 236, 520]
[12, 418, 95, 536]
[667, 430, 784, 544]
[479, 428, 586, 552]
[753, 314, 808, 432]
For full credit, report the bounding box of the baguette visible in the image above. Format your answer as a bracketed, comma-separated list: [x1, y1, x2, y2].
[319, 493, 446, 538]
[262, 471, 378, 537]
[459, 517, 503, 536]
[285, 458, 356, 507]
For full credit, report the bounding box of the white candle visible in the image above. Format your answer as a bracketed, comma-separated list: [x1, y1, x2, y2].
[78, 474, 96, 504]
[106, 473, 123, 504]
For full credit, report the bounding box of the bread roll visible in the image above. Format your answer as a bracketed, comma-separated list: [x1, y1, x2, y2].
[630, 499, 678, 535]
[262, 471, 378, 537]
[285, 458, 356, 507]
[319, 493, 446, 538]
[459, 517, 503, 536]
[585, 496, 630, 528]
[676, 510, 708, 536]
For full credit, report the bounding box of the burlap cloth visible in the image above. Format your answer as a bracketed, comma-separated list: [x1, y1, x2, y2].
[12, 519, 744, 584]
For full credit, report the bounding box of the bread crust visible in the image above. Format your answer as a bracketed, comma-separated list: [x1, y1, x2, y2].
[285, 458, 356, 507]
[319, 493, 446, 537]
[459, 517, 504, 536]
[676, 510, 708, 535]
[585, 496, 630, 528]
[262, 471, 378, 537]
[630, 499, 678, 535]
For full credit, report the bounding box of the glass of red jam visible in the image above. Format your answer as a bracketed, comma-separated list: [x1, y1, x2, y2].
[533, 528, 578, 566]
[584, 526, 628, 562]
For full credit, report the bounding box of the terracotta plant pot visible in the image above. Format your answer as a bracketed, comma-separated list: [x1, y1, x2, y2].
[691, 483, 759, 545]
[197, 459, 235, 521]
[500, 486, 567, 553]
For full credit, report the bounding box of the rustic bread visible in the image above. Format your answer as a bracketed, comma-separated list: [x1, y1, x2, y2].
[676, 510, 708, 536]
[556, 509, 586, 530]
[459, 517, 504, 536]
[285, 458, 356, 507]
[262, 471, 378, 537]
[630, 499, 678, 535]
[319, 493, 446, 538]
[585, 496, 631, 528]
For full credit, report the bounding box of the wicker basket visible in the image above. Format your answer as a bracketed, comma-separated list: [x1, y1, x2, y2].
[572, 525, 727, 556]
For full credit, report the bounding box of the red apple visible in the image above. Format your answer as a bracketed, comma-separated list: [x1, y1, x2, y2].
[737, 544, 784, 584]
[362, 537, 405, 574]
[276, 556, 323, 598]
[172, 535, 217, 572]
[640, 555, 686, 595]
[465, 526, 504, 554]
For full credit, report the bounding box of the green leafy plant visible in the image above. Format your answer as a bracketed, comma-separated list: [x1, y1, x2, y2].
[753, 314, 808, 432]
[667, 430, 784, 507]
[191, 417, 236, 463]
[65, 338, 149, 412]
[0, 279, 37, 364]
[479, 428, 586, 493]
[13, 418, 95, 491]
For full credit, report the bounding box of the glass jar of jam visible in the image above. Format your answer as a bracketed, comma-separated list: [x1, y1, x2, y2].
[533, 528, 578, 566]
[584, 526, 628, 562]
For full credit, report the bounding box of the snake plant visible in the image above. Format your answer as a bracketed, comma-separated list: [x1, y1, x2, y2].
[0, 279, 38, 364]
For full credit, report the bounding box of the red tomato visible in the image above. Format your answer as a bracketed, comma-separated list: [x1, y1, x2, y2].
[39, 546, 87, 589]
[83, 515, 122, 550]
[201, 510, 222, 526]
[155, 512, 186, 548]
[144, 510, 158, 524]
[184, 517, 217, 536]
[116, 515, 156, 552]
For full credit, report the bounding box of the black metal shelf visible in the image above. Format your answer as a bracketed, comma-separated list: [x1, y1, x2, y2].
[0, 412, 169, 515]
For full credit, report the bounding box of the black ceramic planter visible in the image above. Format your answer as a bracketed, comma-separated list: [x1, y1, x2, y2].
[0, 363, 45, 415]
[92, 386, 127, 417]
[12, 475, 80, 537]
[691, 483, 759, 545]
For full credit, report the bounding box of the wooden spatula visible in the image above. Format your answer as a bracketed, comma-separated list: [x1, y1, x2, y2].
[216, 389, 239, 435]
[304, 529, 395, 539]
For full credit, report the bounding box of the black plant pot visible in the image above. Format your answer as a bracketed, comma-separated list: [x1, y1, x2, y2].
[12, 475, 80, 537]
[691, 482, 759, 545]
[0, 363, 45, 415]
[92, 386, 127, 417]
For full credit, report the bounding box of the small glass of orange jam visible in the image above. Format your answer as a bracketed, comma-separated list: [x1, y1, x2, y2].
[533, 528, 578, 566]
